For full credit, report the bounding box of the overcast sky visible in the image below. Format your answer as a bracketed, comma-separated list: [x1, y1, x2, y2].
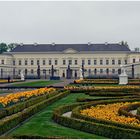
[0, 1, 140, 50]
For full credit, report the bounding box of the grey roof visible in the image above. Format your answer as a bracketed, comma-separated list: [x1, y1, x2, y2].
[10, 43, 131, 52]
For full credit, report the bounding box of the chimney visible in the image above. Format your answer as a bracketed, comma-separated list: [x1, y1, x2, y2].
[88, 42, 92, 45]
[51, 42, 55, 46]
[20, 43, 23, 46]
[34, 43, 38, 46]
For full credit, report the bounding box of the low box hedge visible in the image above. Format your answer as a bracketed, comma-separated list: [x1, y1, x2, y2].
[76, 95, 140, 102]
[52, 102, 140, 139]
[11, 135, 72, 139]
[0, 90, 69, 135]
[72, 98, 140, 131]
[0, 91, 58, 119]
[88, 92, 139, 96]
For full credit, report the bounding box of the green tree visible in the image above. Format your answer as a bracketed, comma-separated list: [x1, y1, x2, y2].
[0, 43, 8, 54]
[8, 43, 16, 51]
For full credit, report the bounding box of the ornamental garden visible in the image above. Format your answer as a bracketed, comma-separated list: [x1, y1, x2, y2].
[0, 79, 140, 139]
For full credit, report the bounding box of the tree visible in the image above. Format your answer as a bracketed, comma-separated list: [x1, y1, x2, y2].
[8, 43, 16, 51]
[0, 43, 8, 54]
[124, 41, 128, 46]
[121, 41, 125, 45]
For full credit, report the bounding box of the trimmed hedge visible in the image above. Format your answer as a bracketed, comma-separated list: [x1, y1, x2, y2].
[0, 90, 69, 135]
[76, 95, 140, 102]
[0, 91, 58, 119]
[118, 103, 140, 120]
[72, 98, 140, 131]
[87, 92, 139, 96]
[52, 102, 140, 139]
[12, 135, 72, 139]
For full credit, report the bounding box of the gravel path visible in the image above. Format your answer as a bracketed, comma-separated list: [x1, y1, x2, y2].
[130, 110, 137, 115]
[62, 111, 72, 118]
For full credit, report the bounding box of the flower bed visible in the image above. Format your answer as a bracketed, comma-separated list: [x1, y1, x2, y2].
[0, 88, 56, 108]
[74, 79, 118, 84]
[81, 102, 140, 127]
[0, 90, 69, 135]
[65, 85, 140, 92]
[0, 79, 20, 84]
[73, 79, 140, 85]
[53, 99, 140, 139]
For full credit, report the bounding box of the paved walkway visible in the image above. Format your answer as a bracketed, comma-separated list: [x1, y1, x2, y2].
[0, 79, 74, 97]
[49, 79, 74, 87]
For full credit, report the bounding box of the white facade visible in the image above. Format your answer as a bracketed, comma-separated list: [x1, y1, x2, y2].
[0, 46, 140, 79]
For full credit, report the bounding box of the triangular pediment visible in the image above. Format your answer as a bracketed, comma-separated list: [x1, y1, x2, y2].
[63, 48, 77, 53]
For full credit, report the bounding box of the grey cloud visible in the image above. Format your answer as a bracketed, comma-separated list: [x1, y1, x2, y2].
[0, 1, 140, 50]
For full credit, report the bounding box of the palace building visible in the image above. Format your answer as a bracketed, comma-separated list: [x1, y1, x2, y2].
[0, 43, 140, 79]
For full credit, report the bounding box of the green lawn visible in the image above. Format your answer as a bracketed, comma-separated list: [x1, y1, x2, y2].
[9, 93, 106, 139]
[11, 80, 62, 87]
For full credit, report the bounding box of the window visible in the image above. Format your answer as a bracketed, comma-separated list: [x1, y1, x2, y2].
[18, 70, 21, 74]
[88, 60, 91, 65]
[43, 69, 46, 74]
[13, 60, 15, 65]
[106, 68, 109, 74]
[112, 60, 115, 65]
[106, 60, 109, 65]
[31, 60, 34, 65]
[69, 60, 72, 65]
[55, 60, 58, 65]
[49, 69, 51, 74]
[25, 69, 28, 75]
[19, 60, 21, 65]
[94, 60, 97, 65]
[75, 60, 78, 65]
[37, 60, 40, 65]
[43, 60, 46, 65]
[133, 58, 135, 63]
[100, 60, 103, 65]
[31, 69, 34, 74]
[88, 69, 91, 75]
[112, 69, 115, 74]
[49, 60, 51, 65]
[1, 60, 4, 64]
[118, 69, 121, 74]
[125, 60, 127, 65]
[63, 60, 66, 65]
[118, 60, 121, 65]
[94, 68, 97, 74]
[100, 69, 103, 73]
[25, 60, 28, 65]
[82, 60, 85, 65]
